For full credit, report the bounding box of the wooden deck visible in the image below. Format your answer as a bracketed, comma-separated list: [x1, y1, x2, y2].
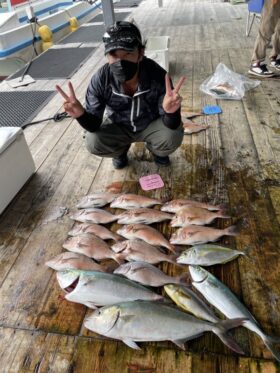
[1, 0, 280, 371]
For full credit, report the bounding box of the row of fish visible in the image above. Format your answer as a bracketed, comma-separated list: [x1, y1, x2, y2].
[44, 191, 280, 359]
[47, 265, 280, 360]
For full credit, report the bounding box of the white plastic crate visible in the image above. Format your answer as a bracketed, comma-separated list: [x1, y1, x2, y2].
[0, 127, 35, 214]
[145, 36, 170, 72]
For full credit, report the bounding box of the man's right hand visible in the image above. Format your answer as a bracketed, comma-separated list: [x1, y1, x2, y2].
[56, 81, 85, 118]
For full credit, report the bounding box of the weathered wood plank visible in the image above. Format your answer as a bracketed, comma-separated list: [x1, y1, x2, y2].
[0, 328, 279, 373]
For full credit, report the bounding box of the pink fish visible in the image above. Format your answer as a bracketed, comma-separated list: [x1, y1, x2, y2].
[183, 120, 209, 134]
[111, 239, 178, 265]
[117, 224, 175, 252]
[68, 223, 122, 242]
[62, 234, 122, 263]
[110, 193, 162, 209]
[70, 208, 118, 224]
[117, 208, 172, 225]
[171, 206, 230, 227]
[114, 262, 189, 287]
[76, 193, 119, 208]
[45, 252, 106, 272]
[161, 199, 222, 213]
[170, 225, 238, 245]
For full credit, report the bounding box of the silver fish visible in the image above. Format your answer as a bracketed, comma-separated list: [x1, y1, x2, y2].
[111, 239, 177, 265]
[117, 224, 175, 252]
[171, 206, 230, 227]
[76, 193, 119, 209]
[177, 244, 245, 266]
[114, 261, 189, 287]
[110, 194, 162, 210]
[70, 208, 118, 224]
[189, 266, 280, 362]
[68, 223, 122, 242]
[62, 234, 121, 263]
[117, 208, 173, 225]
[84, 301, 245, 353]
[164, 284, 220, 323]
[57, 269, 163, 308]
[161, 199, 222, 213]
[45, 252, 106, 272]
[170, 225, 237, 245]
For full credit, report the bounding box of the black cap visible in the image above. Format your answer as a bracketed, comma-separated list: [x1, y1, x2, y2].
[103, 21, 142, 54]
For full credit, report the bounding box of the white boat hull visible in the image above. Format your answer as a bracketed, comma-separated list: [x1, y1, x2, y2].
[0, 0, 102, 78]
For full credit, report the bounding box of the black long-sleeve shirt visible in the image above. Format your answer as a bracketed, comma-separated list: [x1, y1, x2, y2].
[77, 56, 181, 133]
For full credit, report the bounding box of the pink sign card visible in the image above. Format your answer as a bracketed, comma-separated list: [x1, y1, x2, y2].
[139, 174, 164, 191]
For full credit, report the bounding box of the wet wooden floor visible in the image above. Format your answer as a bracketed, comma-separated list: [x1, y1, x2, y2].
[0, 0, 280, 371]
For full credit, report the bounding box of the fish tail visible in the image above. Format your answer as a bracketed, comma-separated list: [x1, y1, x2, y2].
[213, 318, 247, 355]
[217, 209, 231, 219]
[167, 254, 179, 264]
[178, 272, 191, 285]
[166, 243, 176, 253]
[224, 225, 238, 236]
[113, 253, 125, 265]
[263, 335, 280, 362]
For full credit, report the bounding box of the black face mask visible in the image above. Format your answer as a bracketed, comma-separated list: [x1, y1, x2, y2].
[110, 60, 138, 83]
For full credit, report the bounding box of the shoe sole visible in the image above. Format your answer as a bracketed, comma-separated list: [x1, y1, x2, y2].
[269, 64, 280, 72]
[248, 69, 275, 78]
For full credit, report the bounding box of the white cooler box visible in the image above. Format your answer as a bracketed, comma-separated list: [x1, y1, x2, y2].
[0, 127, 35, 214]
[145, 36, 170, 72]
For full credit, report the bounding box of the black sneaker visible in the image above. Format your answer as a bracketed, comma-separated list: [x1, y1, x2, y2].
[248, 62, 274, 77]
[112, 153, 128, 169]
[269, 58, 280, 71]
[153, 154, 170, 167]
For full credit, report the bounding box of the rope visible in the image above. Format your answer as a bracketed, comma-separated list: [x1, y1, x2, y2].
[22, 112, 70, 129]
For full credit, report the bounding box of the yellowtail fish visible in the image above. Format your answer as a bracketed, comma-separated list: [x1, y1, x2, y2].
[189, 266, 280, 362]
[57, 270, 163, 309]
[164, 284, 220, 323]
[177, 244, 245, 266]
[84, 301, 245, 353]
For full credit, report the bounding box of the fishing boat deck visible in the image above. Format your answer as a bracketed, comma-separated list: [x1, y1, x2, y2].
[1, 0, 280, 371]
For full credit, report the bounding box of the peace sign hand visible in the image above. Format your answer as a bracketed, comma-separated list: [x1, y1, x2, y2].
[162, 74, 186, 114]
[56, 81, 85, 118]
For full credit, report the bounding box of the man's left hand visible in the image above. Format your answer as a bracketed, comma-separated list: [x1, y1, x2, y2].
[163, 74, 186, 113]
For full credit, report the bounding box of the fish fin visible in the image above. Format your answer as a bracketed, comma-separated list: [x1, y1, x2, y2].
[114, 254, 126, 265]
[120, 315, 136, 322]
[172, 339, 186, 350]
[178, 272, 191, 285]
[84, 302, 98, 309]
[123, 339, 141, 350]
[166, 243, 176, 253]
[224, 225, 238, 236]
[167, 254, 179, 264]
[213, 318, 247, 355]
[217, 209, 231, 219]
[263, 335, 280, 362]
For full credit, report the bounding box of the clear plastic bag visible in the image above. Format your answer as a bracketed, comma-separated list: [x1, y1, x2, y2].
[200, 63, 260, 100]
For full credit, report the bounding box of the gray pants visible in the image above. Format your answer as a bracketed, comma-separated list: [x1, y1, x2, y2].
[85, 118, 184, 158]
[251, 0, 280, 63]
